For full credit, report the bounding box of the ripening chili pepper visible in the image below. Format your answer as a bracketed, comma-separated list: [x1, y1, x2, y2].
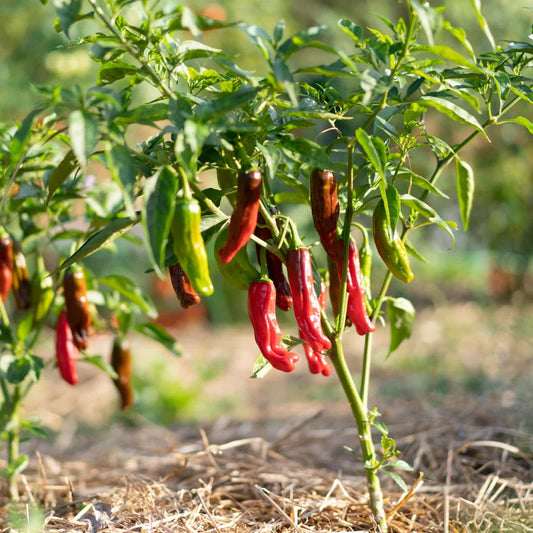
[310, 169, 343, 262]
[63, 265, 91, 351]
[247, 279, 298, 372]
[215, 226, 260, 290]
[171, 195, 214, 296]
[372, 200, 414, 284]
[12, 243, 31, 310]
[111, 337, 133, 410]
[358, 229, 372, 300]
[301, 281, 332, 376]
[55, 309, 79, 386]
[254, 213, 292, 311]
[218, 170, 262, 264]
[31, 256, 54, 329]
[286, 247, 332, 353]
[336, 241, 376, 336]
[169, 262, 201, 308]
[0, 231, 13, 302]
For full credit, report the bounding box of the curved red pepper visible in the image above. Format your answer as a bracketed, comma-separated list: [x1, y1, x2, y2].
[218, 170, 262, 264]
[55, 310, 79, 386]
[0, 234, 13, 302]
[254, 213, 293, 311]
[337, 241, 376, 336]
[247, 280, 298, 372]
[301, 281, 332, 376]
[286, 248, 332, 353]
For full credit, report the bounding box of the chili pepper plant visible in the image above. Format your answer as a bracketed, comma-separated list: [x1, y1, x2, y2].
[2, 0, 533, 530]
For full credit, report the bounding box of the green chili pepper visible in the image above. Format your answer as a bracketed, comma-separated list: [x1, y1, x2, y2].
[358, 227, 372, 299]
[214, 226, 260, 290]
[170, 196, 214, 296]
[32, 256, 54, 329]
[372, 200, 414, 284]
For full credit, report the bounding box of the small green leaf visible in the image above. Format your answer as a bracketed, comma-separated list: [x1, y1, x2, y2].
[6, 357, 32, 384]
[273, 20, 285, 44]
[47, 150, 78, 201]
[82, 355, 117, 378]
[410, 0, 442, 46]
[386, 297, 415, 356]
[97, 62, 138, 85]
[388, 459, 414, 472]
[142, 167, 178, 278]
[68, 110, 99, 168]
[278, 26, 326, 60]
[55, 216, 140, 273]
[499, 116, 533, 135]
[400, 194, 437, 219]
[54, 0, 81, 37]
[280, 136, 332, 170]
[470, 0, 496, 51]
[105, 143, 136, 216]
[10, 108, 42, 159]
[0, 455, 29, 478]
[456, 157, 475, 230]
[251, 353, 272, 379]
[418, 45, 482, 72]
[384, 470, 408, 493]
[98, 275, 157, 318]
[134, 323, 183, 357]
[338, 18, 363, 43]
[356, 128, 384, 180]
[396, 169, 449, 198]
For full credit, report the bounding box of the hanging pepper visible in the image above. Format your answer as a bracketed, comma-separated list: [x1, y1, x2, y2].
[55, 309, 79, 386]
[327, 255, 352, 327]
[310, 169, 343, 262]
[111, 337, 133, 410]
[372, 200, 414, 283]
[170, 195, 214, 296]
[12, 243, 31, 310]
[301, 281, 332, 376]
[169, 262, 201, 308]
[31, 256, 54, 329]
[358, 228, 373, 301]
[63, 265, 91, 351]
[0, 230, 13, 302]
[336, 241, 376, 336]
[254, 212, 292, 311]
[218, 170, 262, 264]
[215, 226, 260, 290]
[248, 279, 299, 372]
[286, 247, 332, 353]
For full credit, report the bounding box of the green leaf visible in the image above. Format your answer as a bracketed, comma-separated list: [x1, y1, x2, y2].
[470, 0, 496, 51]
[10, 108, 42, 160]
[98, 275, 157, 318]
[68, 110, 99, 167]
[499, 116, 533, 135]
[400, 194, 437, 219]
[0, 455, 29, 478]
[404, 240, 429, 263]
[250, 353, 272, 378]
[338, 18, 362, 43]
[410, 0, 442, 46]
[97, 61, 138, 85]
[174, 120, 210, 177]
[456, 157, 475, 231]
[134, 323, 182, 357]
[16, 314, 34, 348]
[47, 150, 78, 202]
[273, 20, 285, 44]
[280, 136, 332, 170]
[356, 128, 384, 180]
[55, 216, 140, 273]
[417, 45, 482, 72]
[82, 355, 117, 378]
[388, 459, 414, 472]
[396, 169, 449, 198]
[105, 143, 136, 216]
[6, 357, 32, 384]
[384, 470, 408, 493]
[54, 0, 81, 37]
[142, 167, 178, 278]
[418, 96, 488, 140]
[386, 297, 415, 356]
[277, 26, 326, 60]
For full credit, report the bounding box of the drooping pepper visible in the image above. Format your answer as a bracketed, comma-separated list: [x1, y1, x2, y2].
[372, 200, 414, 284]
[215, 226, 260, 290]
[248, 279, 299, 372]
[111, 337, 133, 410]
[301, 281, 332, 376]
[55, 309, 79, 386]
[170, 195, 214, 296]
[310, 169, 343, 262]
[336, 241, 376, 336]
[218, 170, 262, 264]
[254, 212, 293, 311]
[12, 243, 31, 310]
[31, 256, 54, 329]
[169, 262, 201, 308]
[286, 247, 332, 353]
[63, 265, 91, 351]
[0, 231, 13, 302]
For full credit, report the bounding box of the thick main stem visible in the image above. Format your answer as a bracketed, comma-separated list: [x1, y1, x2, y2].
[7, 386, 21, 500]
[330, 337, 388, 532]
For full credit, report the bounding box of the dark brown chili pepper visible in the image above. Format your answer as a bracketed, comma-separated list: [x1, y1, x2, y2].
[63, 265, 91, 350]
[169, 262, 201, 308]
[12, 243, 31, 310]
[218, 170, 262, 264]
[111, 337, 133, 409]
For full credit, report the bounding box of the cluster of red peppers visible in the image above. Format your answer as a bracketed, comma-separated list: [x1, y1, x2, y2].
[0, 229, 32, 308]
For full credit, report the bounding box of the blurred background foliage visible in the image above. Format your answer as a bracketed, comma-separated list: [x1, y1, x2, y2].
[2, 0, 532, 319]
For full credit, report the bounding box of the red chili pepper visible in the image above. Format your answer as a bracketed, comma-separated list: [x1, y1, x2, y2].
[286, 248, 332, 353]
[0, 233, 13, 302]
[254, 212, 293, 311]
[218, 170, 262, 264]
[55, 310, 79, 386]
[169, 262, 201, 308]
[337, 241, 376, 336]
[301, 281, 332, 376]
[12, 245, 31, 310]
[247, 280, 298, 372]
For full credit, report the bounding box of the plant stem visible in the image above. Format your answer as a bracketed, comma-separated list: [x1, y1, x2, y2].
[7, 385, 21, 500]
[360, 332, 373, 405]
[330, 337, 388, 532]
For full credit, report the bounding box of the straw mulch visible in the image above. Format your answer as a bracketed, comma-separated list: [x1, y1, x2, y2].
[2, 401, 531, 533]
